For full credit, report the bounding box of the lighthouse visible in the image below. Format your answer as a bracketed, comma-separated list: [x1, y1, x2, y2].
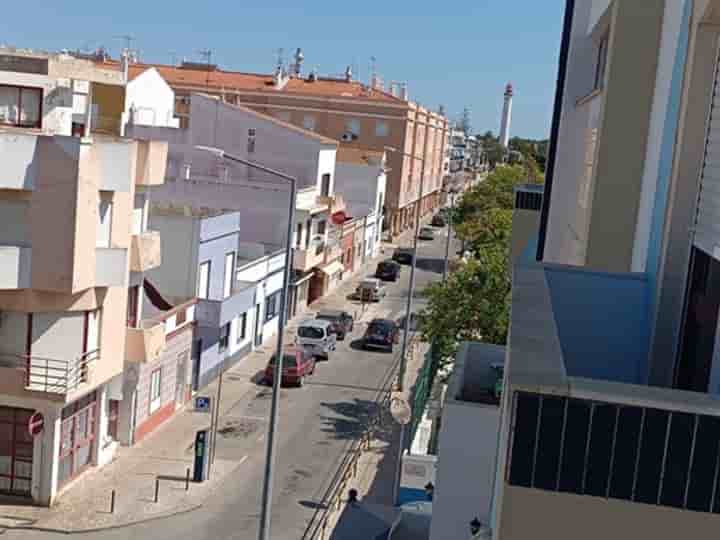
[499, 82, 513, 148]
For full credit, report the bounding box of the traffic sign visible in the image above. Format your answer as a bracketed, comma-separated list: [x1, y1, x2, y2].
[195, 396, 212, 413]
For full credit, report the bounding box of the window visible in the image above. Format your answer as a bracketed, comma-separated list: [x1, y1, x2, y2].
[375, 121, 389, 137]
[127, 285, 139, 328]
[317, 220, 327, 235]
[96, 199, 113, 248]
[296, 223, 303, 249]
[197, 261, 211, 299]
[107, 399, 120, 440]
[305, 219, 312, 249]
[0, 85, 42, 128]
[219, 323, 230, 353]
[223, 252, 235, 299]
[265, 292, 280, 322]
[237, 313, 247, 343]
[247, 128, 256, 153]
[303, 115, 316, 131]
[149, 369, 162, 414]
[594, 34, 609, 91]
[321, 174, 331, 197]
[298, 326, 324, 339]
[346, 118, 361, 136]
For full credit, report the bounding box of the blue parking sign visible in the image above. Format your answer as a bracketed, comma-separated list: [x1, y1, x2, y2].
[195, 396, 211, 412]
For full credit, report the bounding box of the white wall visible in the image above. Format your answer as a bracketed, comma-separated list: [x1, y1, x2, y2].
[31, 311, 85, 360]
[123, 68, 179, 132]
[316, 147, 338, 194]
[261, 270, 284, 341]
[0, 311, 28, 357]
[0, 200, 30, 246]
[429, 401, 500, 540]
[335, 162, 384, 218]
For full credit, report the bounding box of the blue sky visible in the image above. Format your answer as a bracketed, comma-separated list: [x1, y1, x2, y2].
[3, 1, 564, 139]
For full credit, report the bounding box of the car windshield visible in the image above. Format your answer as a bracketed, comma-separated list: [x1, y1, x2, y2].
[378, 263, 393, 271]
[298, 326, 324, 339]
[317, 313, 339, 321]
[269, 354, 298, 368]
[368, 323, 389, 335]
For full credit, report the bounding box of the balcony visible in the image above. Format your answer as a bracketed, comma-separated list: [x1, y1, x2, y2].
[0, 131, 39, 190]
[196, 282, 256, 329]
[0, 246, 31, 289]
[135, 139, 168, 186]
[95, 248, 128, 287]
[126, 300, 196, 363]
[129, 231, 161, 272]
[0, 349, 100, 395]
[293, 241, 326, 272]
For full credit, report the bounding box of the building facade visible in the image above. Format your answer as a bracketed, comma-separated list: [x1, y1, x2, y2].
[110, 59, 448, 237]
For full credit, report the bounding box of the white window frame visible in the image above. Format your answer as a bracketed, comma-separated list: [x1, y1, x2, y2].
[223, 252, 235, 299]
[197, 261, 211, 300]
[237, 312, 247, 343]
[149, 369, 162, 414]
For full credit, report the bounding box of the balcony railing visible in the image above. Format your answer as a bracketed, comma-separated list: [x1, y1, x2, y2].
[0, 349, 100, 394]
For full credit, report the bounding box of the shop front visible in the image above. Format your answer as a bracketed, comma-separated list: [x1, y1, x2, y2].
[0, 406, 34, 496]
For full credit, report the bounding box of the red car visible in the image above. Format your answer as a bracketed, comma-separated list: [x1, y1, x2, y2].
[265, 346, 316, 387]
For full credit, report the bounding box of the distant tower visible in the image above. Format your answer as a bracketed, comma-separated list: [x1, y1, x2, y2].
[499, 82, 514, 148]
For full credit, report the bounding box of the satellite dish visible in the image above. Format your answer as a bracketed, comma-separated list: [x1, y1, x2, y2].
[390, 394, 411, 425]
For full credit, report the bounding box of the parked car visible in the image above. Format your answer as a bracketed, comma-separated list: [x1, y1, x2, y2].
[265, 346, 315, 387]
[375, 260, 401, 281]
[355, 278, 387, 302]
[296, 319, 337, 359]
[393, 247, 415, 265]
[316, 309, 354, 340]
[431, 214, 446, 227]
[362, 319, 400, 352]
[418, 227, 435, 241]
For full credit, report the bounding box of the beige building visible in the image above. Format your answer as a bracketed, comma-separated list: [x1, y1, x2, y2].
[0, 48, 168, 504]
[104, 59, 449, 237]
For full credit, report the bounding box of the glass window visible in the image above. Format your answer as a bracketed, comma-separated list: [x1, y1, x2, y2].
[346, 119, 361, 136]
[508, 392, 539, 488]
[266, 292, 280, 322]
[0, 85, 42, 128]
[224, 252, 235, 299]
[303, 115, 316, 131]
[321, 174, 331, 197]
[197, 261, 211, 299]
[149, 369, 162, 414]
[533, 396, 565, 490]
[317, 220, 327, 235]
[608, 406, 642, 500]
[660, 412, 695, 508]
[558, 399, 591, 494]
[634, 408, 670, 504]
[375, 121, 389, 137]
[687, 415, 720, 512]
[298, 326, 324, 339]
[219, 323, 230, 353]
[594, 35, 609, 91]
[584, 403, 616, 496]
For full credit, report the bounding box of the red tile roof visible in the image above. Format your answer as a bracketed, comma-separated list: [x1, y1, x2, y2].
[122, 62, 403, 104]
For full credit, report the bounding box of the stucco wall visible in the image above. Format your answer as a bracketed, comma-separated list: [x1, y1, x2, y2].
[124, 68, 177, 130]
[146, 214, 199, 300]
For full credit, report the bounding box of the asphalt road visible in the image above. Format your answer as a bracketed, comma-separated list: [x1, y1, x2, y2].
[9, 226, 458, 540]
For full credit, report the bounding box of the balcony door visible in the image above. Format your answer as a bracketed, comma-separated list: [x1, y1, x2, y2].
[0, 407, 33, 496]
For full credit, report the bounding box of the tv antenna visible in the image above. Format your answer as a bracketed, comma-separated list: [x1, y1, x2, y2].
[198, 49, 213, 88]
[275, 47, 285, 72]
[114, 35, 135, 54]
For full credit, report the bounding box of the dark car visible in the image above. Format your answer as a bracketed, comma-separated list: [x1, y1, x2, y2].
[362, 319, 400, 352]
[431, 214, 446, 227]
[265, 346, 315, 387]
[393, 247, 415, 265]
[316, 309, 354, 340]
[375, 260, 401, 281]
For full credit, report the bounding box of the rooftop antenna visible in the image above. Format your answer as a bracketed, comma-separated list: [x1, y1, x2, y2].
[275, 47, 285, 73]
[198, 48, 213, 88]
[370, 55, 377, 87]
[114, 35, 135, 55]
[169, 50, 178, 66]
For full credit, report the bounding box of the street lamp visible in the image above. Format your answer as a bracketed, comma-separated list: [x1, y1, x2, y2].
[195, 145, 296, 540]
[442, 188, 458, 281]
[384, 146, 427, 392]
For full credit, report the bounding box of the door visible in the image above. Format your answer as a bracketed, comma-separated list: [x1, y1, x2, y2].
[0, 407, 33, 496]
[58, 392, 97, 488]
[254, 304, 263, 347]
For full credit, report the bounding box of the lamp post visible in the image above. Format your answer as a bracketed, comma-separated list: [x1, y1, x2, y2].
[195, 146, 296, 540]
[442, 189, 457, 281]
[385, 146, 427, 392]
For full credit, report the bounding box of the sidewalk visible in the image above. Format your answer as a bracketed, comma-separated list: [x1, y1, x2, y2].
[0, 228, 421, 535]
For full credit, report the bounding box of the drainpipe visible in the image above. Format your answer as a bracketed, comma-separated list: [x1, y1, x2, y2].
[535, 0, 576, 261]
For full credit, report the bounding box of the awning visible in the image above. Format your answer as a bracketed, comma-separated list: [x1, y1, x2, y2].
[319, 261, 344, 277]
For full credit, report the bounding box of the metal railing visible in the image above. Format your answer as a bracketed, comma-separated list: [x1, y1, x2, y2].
[0, 349, 100, 394]
[300, 335, 419, 540]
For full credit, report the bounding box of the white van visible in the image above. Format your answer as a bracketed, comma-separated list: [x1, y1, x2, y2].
[296, 319, 337, 360]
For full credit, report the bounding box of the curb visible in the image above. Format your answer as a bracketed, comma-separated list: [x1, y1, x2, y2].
[4, 503, 203, 535]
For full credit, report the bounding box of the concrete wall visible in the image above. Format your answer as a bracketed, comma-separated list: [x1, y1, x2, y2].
[146, 214, 199, 300]
[0, 200, 31, 246]
[335, 162, 384, 218]
[498, 484, 720, 540]
[429, 402, 500, 540]
[124, 68, 177, 130]
[197, 213, 241, 302]
[544, 264, 649, 384]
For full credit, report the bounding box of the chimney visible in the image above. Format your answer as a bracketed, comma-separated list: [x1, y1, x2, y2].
[307, 67, 318, 82]
[345, 65, 353, 82]
[120, 48, 129, 84]
[293, 47, 304, 77]
[274, 65, 289, 89]
[399, 83, 408, 101]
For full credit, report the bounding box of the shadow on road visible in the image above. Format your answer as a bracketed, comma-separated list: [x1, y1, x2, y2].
[319, 398, 392, 443]
[415, 257, 445, 274]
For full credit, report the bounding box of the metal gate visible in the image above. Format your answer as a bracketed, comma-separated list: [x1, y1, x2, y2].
[0, 406, 34, 496]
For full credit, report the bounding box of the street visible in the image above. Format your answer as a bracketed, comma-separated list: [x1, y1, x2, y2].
[6, 226, 457, 540]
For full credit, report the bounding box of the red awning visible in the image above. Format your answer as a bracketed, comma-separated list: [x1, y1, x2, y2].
[331, 211, 348, 225]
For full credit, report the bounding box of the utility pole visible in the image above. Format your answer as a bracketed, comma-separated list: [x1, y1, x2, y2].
[442, 190, 456, 281]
